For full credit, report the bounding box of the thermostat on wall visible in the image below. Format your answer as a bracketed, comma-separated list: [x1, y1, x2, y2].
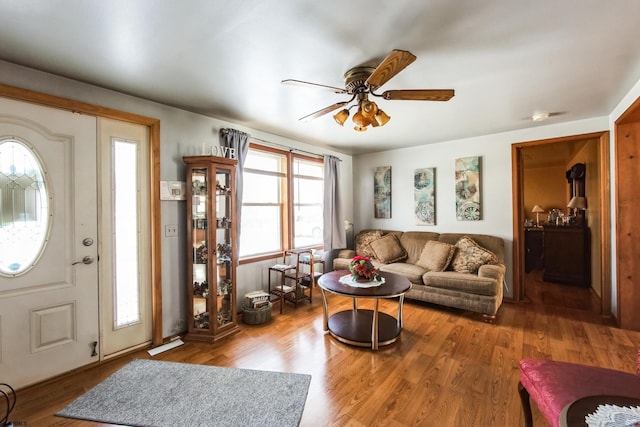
[160, 181, 186, 200]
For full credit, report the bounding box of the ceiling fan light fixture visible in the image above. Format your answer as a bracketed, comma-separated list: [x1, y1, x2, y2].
[352, 110, 370, 127]
[354, 125, 368, 132]
[333, 109, 349, 126]
[361, 100, 378, 118]
[374, 110, 391, 126]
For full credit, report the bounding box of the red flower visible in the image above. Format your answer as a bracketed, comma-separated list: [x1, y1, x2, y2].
[348, 256, 381, 281]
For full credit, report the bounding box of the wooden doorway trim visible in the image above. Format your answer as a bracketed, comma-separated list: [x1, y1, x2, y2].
[614, 96, 640, 330]
[0, 83, 163, 346]
[511, 131, 611, 317]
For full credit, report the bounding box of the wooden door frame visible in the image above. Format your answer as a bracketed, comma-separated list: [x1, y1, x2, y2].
[511, 131, 611, 317]
[0, 83, 163, 347]
[614, 96, 640, 329]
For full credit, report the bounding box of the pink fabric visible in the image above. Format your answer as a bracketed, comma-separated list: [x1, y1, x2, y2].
[519, 359, 640, 427]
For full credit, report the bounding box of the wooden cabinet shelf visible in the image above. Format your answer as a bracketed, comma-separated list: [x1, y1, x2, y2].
[184, 155, 239, 342]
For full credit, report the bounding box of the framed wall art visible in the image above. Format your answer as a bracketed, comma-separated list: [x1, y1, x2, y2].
[414, 167, 435, 225]
[455, 156, 481, 221]
[374, 166, 392, 218]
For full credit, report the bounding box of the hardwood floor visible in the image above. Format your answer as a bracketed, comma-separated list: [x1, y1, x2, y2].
[10, 276, 640, 427]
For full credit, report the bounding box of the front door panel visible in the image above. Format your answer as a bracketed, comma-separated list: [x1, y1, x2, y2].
[0, 97, 99, 388]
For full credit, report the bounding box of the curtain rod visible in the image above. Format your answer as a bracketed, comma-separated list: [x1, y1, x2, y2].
[250, 136, 337, 160]
[220, 128, 341, 161]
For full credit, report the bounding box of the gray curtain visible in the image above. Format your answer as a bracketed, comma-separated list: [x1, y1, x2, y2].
[323, 155, 346, 249]
[219, 128, 250, 257]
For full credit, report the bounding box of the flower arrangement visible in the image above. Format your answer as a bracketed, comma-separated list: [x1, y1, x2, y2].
[348, 255, 381, 282]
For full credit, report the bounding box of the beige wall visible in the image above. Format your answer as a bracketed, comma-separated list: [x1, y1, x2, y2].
[523, 165, 568, 224]
[567, 138, 601, 296]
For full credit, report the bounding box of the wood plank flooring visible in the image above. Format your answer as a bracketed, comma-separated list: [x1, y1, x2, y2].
[9, 273, 640, 427]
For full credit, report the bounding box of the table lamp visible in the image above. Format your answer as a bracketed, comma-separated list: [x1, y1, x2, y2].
[567, 196, 587, 225]
[532, 205, 544, 227]
[567, 196, 586, 214]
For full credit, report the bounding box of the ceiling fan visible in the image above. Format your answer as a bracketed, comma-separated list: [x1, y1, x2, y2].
[282, 49, 454, 132]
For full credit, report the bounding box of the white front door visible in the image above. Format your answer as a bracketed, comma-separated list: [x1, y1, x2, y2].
[0, 97, 99, 389]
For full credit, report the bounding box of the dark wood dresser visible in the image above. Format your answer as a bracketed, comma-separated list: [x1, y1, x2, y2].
[524, 228, 544, 272]
[542, 226, 590, 287]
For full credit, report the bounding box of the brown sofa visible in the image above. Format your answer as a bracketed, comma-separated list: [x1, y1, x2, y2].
[332, 229, 506, 322]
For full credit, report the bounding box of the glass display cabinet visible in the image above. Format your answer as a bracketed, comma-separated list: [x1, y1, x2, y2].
[183, 155, 239, 342]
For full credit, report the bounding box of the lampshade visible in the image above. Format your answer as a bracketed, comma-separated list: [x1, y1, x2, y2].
[337, 95, 391, 132]
[352, 109, 370, 127]
[567, 196, 587, 209]
[374, 110, 391, 126]
[361, 100, 378, 118]
[333, 109, 349, 126]
[531, 205, 544, 213]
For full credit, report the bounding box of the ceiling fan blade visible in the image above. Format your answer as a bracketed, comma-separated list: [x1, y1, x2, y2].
[282, 79, 347, 94]
[365, 49, 417, 89]
[382, 89, 455, 101]
[299, 101, 348, 122]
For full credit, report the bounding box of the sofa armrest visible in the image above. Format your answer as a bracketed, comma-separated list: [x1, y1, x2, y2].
[337, 249, 356, 259]
[478, 264, 505, 282]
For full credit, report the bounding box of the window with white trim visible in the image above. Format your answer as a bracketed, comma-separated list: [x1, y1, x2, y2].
[239, 144, 323, 259]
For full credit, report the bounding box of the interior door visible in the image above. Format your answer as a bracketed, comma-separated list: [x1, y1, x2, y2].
[0, 97, 99, 389]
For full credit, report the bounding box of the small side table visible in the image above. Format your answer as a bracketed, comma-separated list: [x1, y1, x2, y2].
[268, 263, 296, 314]
[268, 249, 319, 313]
[560, 395, 640, 426]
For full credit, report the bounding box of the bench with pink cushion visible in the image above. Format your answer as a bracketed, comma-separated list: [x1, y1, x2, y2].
[518, 350, 640, 427]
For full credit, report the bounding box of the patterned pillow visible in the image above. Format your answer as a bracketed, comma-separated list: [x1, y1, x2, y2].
[368, 234, 408, 264]
[450, 236, 498, 274]
[355, 230, 384, 258]
[416, 240, 455, 272]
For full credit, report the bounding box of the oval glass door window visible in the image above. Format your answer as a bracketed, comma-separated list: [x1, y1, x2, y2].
[0, 139, 50, 276]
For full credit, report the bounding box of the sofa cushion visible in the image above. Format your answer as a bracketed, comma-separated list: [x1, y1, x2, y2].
[439, 233, 505, 264]
[379, 262, 426, 285]
[416, 240, 455, 272]
[450, 236, 498, 274]
[423, 271, 499, 296]
[399, 231, 440, 264]
[355, 229, 384, 258]
[369, 234, 408, 264]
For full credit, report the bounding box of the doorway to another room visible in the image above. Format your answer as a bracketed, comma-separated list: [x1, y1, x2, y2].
[512, 132, 611, 317]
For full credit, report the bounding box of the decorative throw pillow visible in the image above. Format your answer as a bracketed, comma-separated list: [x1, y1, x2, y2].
[368, 234, 408, 264]
[450, 236, 499, 274]
[355, 230, 384, 258]
[416, 240, 455, 272]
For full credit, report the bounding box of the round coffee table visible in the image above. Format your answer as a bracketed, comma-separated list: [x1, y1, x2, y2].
[317, 270, 412, 350]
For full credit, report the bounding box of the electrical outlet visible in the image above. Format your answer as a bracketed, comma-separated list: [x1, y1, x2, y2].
[165, 224, 178, 237]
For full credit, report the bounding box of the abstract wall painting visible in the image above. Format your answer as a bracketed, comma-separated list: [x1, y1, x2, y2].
[374, 166, 392, 218]
[414, 168, 435, 225]
[455, 156, 481, 221]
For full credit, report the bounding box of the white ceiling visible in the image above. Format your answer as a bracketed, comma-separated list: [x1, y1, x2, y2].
[1, 0, 639, 155]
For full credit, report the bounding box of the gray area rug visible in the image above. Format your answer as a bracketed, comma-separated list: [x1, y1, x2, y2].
[56, 359, 311, 427]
